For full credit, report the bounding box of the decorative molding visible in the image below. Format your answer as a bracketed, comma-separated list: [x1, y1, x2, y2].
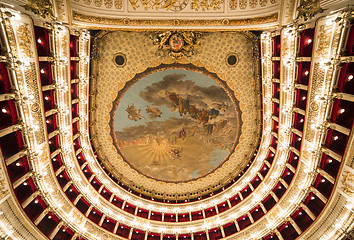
[115, 0, 123, 8]
[16, 24, 33, 57]
[315, 25, 331, 57]
[341, 171, 354, 197]
[89, 31, 262, 201]
[128, 0, 223, 11]
[0, 168, 9, 204]
[22, 0, 54, 19]
[0, 5, 353, 240]
[150, 31, 201, 59]
[229, 0, 237, 10]
[296, 0, 324, 21]
[72, 11, 278, 26]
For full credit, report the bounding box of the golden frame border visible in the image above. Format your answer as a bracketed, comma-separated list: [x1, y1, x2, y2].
[72, 11, 278, 27]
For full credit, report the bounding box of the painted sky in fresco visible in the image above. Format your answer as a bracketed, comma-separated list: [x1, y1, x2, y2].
[115, 69, 220, 131]
[113, 69, 241, 182]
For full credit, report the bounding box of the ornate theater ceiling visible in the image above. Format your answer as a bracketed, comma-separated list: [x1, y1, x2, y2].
[0, 0, 353, 240]
[90, 31, 262, 199]
[54, 0, 296, 30]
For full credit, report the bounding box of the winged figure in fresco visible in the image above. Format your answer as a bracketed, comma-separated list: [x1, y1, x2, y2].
[146, 106, 162, 119]
[126, 104, 145, 121]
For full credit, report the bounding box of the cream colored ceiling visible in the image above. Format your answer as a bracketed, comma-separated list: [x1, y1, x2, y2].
[90, 30, 262, 199]
[60, 0, 297, 29]
[3, 0, 298, 30]
[0, 2, 353, 240]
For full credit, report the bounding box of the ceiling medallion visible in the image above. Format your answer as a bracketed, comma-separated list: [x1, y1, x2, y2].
[169, 34, 184, 51]
[110, 64, 242, 183]
[150, 31, 201, 59]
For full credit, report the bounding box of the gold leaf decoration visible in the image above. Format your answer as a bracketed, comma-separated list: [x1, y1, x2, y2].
[267, 206, 281, 221]
[239, 0, 247, 9]
[127, 0, 224, 11]
[342, 171, 354, 197]
[94, 0, 103, 7]
[72, 11, 278, 26]
[105, 0, 113, 7]
[16, 24, 33, 57]
[259, 0, 267, 6]
[229, 0, 237, 9]
[249, 0, 257, 8]
[22, 0, 54, 18]
[296, 0, 324, 21]
[316, 25, 331, 58]
[150, 31, 201, 59]
[115, 0, 123, 8]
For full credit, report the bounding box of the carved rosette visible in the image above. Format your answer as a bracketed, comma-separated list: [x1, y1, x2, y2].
[239, 0, 247, 9]
[229, 0, 237, 9]
[105, 0, 114, 7]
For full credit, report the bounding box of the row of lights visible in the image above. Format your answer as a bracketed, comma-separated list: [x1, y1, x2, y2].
[75, 74, 275, 215]
[32, 26, 88, 237]
[24, 30, 276, 238]
[72, 31, 288, 234]
[0, 11, 60, 236]
[4, 14, 346, 240]
[24, 10, 354, 240]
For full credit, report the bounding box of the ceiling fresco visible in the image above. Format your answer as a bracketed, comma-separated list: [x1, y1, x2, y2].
[110, 66, 242, 182]
[90, 31, 261, 199]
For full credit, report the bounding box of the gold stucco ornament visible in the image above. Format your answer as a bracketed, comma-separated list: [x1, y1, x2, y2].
[22, 0, 54, 19]
[150, 31, 201, 59]
[296, 0, 325, 21]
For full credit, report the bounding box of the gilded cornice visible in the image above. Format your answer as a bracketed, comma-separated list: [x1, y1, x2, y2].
[72, 11, 278, 26]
